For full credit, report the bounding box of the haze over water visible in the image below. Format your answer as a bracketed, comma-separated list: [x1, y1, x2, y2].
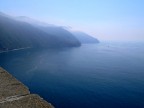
[0, 0, 144, 108]
[0, 42, 144, 108]
[1, 0, 144, 41]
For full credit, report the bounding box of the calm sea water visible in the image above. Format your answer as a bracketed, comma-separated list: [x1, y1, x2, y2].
[0, 42, 144, 108]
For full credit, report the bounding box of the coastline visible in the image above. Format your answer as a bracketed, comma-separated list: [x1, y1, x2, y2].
[0, 47, 31, 54]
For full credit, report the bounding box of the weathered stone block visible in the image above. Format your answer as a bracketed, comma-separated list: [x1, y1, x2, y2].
[0, 67, 54, 108]
[0, 94, 54, 108]
[0, 67, 30, 101]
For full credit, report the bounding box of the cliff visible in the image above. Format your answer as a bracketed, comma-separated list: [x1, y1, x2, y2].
[0, 67, 54, 108]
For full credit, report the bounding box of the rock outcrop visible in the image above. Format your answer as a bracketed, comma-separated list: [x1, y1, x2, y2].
[0, 67, 54, 108]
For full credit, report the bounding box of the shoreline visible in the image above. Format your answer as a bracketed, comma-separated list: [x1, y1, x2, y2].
[0, 47, 31, 54]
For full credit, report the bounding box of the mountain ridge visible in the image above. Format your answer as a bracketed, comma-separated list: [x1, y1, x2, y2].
[0, 12, 81, 52]
[15, 15, 100, 44]
[72, 31, 99, 44]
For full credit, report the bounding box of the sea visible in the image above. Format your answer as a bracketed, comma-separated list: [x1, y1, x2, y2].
[0, 41, 144, 108]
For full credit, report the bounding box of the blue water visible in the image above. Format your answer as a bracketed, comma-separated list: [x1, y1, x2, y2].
[0, 42, 144, 108]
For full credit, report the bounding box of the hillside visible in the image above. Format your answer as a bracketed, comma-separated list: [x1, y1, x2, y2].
[15, 16, 82, 47]
[0, 12, 81, 52]
[72, 31, 99, 44]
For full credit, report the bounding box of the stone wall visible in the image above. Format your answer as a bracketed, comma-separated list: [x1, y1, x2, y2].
[0, 67, 54, 108]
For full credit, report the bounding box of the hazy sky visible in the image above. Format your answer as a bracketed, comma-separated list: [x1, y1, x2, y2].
[0, 0, 144, 41]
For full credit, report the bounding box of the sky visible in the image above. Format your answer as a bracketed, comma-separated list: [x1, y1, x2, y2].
[0, 0, 144, 41]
